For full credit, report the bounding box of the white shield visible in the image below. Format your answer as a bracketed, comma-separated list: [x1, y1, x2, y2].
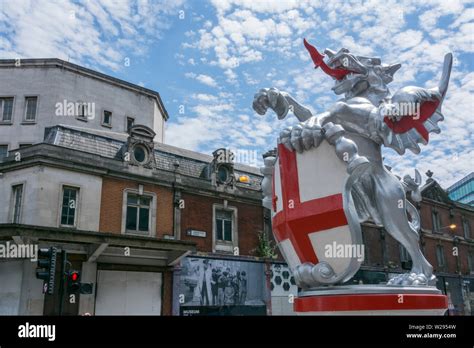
[272, 141, 363, 280]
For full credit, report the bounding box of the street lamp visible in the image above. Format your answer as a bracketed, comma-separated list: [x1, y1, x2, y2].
[439, 224, 456, 231]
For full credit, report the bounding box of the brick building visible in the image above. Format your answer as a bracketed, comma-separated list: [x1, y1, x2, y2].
[351, 171, 474, 315]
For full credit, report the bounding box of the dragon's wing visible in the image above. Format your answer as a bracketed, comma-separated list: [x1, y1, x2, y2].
[378, 53, 453, 155]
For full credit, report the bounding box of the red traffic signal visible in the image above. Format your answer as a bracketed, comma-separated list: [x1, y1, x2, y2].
[70, 271, 79, 282]
[67, 270, 81, 291]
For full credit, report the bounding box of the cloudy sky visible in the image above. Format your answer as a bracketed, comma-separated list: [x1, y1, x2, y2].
[1, 0, 472, 188]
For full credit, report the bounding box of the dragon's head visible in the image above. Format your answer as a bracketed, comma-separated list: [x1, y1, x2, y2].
[304, 39, 401, 102]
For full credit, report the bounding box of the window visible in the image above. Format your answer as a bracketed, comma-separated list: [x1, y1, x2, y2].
[399, 245, 410, 262]
[399, 245, 412, 270]
[436, 245, 446, 269]
[213, 205, 238, 253]
[469, 252, 474, 273]
[102, 110, 112, 127]
[216, 210, 233, 242]
[133, 145, 147, 164]
[11, 184, 23, 223]
[463, 218, 471, 239]
[61, 186, 79, 226]
[0, 145, 8, 158]
[126, 117, 135, 132]
[125, 193, 151, 234]
[217, 166, 230, 183]
[0, 97, 14, 122]
[432, 210, 441, 232]
[77, 102, 88, 121]
[24, 97, 38, 122]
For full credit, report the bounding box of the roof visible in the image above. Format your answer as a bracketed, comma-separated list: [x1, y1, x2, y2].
[0, 58, 169, 120]
[44, 125, 263, 191]
[421, 178, 474, 212]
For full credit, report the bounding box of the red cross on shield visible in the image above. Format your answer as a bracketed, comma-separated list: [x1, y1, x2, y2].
[272, 142, 357, 275]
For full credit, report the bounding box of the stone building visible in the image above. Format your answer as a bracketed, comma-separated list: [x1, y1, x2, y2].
[0, 58, 168, 156]
[0, 125, 274, 315]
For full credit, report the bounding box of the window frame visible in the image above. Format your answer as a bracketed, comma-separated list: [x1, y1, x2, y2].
[75, 101, 89, 122]
[462, 217, 471, 240]
[399, 244, 412, 262]
[0, 96, 15, 124]
[432, 209, 442, 233]
[216, 210, 233, 242]
[121, 189, 157, 237]
[10, 183, 25, 224]
[102, 109, 113, 128]
[436, 244, 446, 270]
[468, 251, 474, 274]
[59, 185, 80, 228]
[126, 116, 135, 133]
[23, 96, 39, 123]
[212, 203, 238, 253]
[0, 144, 8, 158]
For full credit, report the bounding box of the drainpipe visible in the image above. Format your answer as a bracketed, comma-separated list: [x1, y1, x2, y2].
[173, 161, 181, 240]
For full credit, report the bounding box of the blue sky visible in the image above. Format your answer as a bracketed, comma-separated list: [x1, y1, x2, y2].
[1, 0, 473, 187]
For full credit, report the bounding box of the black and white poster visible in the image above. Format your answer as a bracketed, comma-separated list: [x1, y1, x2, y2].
[175, 257, 268, 315]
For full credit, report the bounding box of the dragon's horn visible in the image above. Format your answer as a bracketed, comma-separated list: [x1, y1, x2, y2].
[383, 64, 401, 77]
[438, 53, 453, 98]
[303, 38, 324, 68]
[303, 38, 352, 81]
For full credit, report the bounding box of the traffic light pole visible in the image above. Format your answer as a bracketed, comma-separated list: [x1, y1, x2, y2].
[58, 250, 67, 316]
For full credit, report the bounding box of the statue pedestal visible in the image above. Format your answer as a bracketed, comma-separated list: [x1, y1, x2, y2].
[294, 285, 447, 315]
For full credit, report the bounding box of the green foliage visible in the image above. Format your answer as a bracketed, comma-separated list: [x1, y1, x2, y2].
[255, 230, 277, 259]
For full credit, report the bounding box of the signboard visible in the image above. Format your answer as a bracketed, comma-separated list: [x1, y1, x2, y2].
[175, 256, 268, 315]
[186, 230, 207, 238]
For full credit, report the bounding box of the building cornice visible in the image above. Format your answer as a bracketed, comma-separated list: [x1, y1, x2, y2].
[0, 144, 263, 204]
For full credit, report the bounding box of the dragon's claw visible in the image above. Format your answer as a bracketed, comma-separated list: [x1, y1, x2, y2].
[278, 121, 323, 153]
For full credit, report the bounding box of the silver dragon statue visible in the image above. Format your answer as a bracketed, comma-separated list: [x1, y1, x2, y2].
[254, 39, 452, 288]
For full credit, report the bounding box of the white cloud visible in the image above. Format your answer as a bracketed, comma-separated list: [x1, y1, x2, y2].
[173, 0, 474, 187]
[185, 72, 218, 87]
[191, 93, 218, 102]
[0, 0, 185, 71]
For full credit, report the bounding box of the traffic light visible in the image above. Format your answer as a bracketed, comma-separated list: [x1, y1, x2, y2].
[67, 270, 81, 291]
[35, 247, 57, 295]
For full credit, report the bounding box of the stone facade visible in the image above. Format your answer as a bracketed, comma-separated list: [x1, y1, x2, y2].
[0, 58, 168, 152]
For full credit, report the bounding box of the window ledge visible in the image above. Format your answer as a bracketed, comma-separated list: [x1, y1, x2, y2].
[215, 242, 235, 253]
[21, 121, 36, 125]
[101, 123, 112, 128]
[59, 225, 77, 229]
[0, 121, 13, 125]
[124, 230, 152, 237]
[76, 117, 88, 122]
